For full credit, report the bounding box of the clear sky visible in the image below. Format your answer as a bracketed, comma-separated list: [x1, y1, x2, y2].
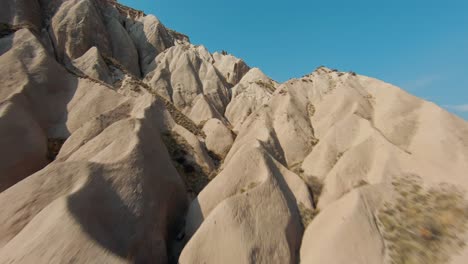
[120, 0, 468, 120]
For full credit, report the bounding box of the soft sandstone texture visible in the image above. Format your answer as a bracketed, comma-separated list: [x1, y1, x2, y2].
[0, 1, 467, 264]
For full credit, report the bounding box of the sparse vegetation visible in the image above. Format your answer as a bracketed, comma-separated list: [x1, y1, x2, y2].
[355, 179, 368, 188]
[64, 60, 116, 90]
[97, 57, 206, 140]
[315, 65, 325, 71]
[107, 0, 146, 19]
[306, 103, 316, 117]
[378, 175, 468, 264]
[162, 132, 210, 197]
[158, 96, 206, 138]
[0, 23, 15, 37]
[47, 138, 66, 161]
[298, 202, 320, 228]
[349, 71, 357, 76]
[294, 167, 305, 174]
[197, 120, 208, 130]
[67, 53, 207, 142]
[0, 22, 39, 38]
[103, 55, 141, 80]
[310, 137, 319, 146]
[363, 94, 375, 104]
[293, 166, 323, 209]
[335, 151, 344, 163]
[167, 28, 190, 43]
[305, 176, 323, 207]
[240, 181, 260, 194]
[207, 150, 222, 172]
[255, 80, 276, 93]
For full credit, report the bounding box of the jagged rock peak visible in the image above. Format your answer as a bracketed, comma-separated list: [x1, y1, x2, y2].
[1, 1, 467, 264]
[105, 0, 147, 19]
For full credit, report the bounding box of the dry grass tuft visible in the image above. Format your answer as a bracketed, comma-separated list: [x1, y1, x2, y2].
[355, 179, 369, 188]
[335, 151, 344, 163]
[157, 96, 205, 138]
[307, 103, 316, 117]
[378, 175, 468, 264]
[239, 181, 260, 194]
[293, 165, 323, 209]
[279, 89, 288, 96]
[298, 202, 320, 229]
[161, 132, 210, 198]
[254, 80, 276, 93]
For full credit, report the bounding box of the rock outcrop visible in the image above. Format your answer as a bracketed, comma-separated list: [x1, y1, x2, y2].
[225, 67, 278, 131]
[71, 46, 112, 84]
[202, 118, 234, 158]
[1, 1, 467, 264]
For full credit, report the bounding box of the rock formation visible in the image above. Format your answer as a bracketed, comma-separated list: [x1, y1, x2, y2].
[0, 1, 467, 263]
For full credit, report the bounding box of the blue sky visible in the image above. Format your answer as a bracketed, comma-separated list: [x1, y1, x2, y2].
[120, 0, 468, 120]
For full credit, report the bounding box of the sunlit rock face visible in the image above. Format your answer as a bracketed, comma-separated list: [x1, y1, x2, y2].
[0, 1, 467, 263]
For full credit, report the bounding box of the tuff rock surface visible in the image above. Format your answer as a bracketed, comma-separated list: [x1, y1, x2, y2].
[0, 1, 467, 264]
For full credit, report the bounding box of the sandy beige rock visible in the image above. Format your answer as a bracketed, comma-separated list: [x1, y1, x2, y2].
[296, 69, 468, 263]
[180, 142, 313, 264]
[106, 17, 140, 76]
[173, 125, 215, 173]
[127, 15, 185, 74]
[225, 68, 277, 131]
[71, 46, 112, 84]
[297, 70, 468, 208]
[0, 94, 188, 263]
[1, 2, 468, 263]
[49, 0, 111, 62]
[212, 51, 250, 86]
[202, 118, 234, 158]
[0, 28, 126, 190]
[0, 99, 47, 192]
[225, 81, 317, 169]
[146, 44, 230, 120]
[188, 94, 225, 125]
[300, 187, 385, 264]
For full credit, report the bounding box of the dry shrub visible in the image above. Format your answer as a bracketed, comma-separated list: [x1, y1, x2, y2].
[239, 181, 260, 194]
[298, 202, 319, 229]
[47, 138, 66, 161]
[161, 132, 210, 198]
[254, 80, 276, 93]
[378, 175, 468, 264]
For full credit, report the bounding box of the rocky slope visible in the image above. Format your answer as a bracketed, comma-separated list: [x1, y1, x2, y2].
[0, 1, 467, 263]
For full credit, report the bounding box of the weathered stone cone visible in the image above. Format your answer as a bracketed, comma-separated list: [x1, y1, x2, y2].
[0, 0, 467, 263]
